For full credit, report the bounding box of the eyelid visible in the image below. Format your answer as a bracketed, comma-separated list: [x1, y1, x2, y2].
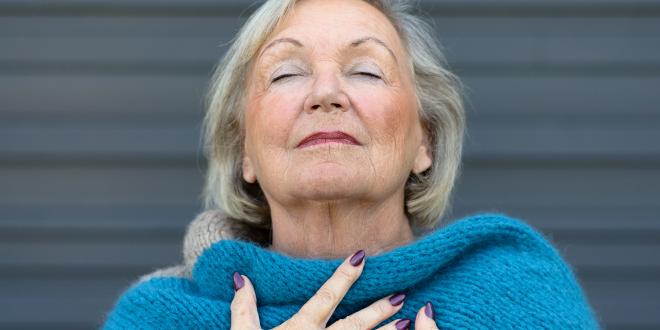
[269, 63, 305, 83]
[349, 63, 384, 80]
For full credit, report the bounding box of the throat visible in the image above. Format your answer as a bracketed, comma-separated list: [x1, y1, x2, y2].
[267, 205, 415, 259]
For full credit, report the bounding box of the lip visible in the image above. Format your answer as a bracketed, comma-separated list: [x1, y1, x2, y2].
[296, 131, 361, 149]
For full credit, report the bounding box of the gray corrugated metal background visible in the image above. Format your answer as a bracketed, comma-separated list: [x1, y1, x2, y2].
[1, 0, 659, 328]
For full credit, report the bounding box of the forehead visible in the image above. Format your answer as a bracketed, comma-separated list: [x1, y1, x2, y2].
[260, 0, 404, 56]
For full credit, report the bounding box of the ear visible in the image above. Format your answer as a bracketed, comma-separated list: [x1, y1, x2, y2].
[412, 134, 432, 174]
[242, 155, 257, 183]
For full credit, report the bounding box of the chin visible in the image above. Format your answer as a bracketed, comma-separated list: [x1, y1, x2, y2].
[294, 166, 366, 201]
[298, 188, 359, 201]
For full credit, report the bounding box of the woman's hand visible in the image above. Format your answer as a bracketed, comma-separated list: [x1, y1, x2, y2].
[230, 250, 439, 330]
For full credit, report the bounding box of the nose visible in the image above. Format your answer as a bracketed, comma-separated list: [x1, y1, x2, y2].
[303, 69, 350, 113]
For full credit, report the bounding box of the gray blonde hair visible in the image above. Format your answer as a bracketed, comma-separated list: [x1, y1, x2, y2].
[201, 0, 465, 244]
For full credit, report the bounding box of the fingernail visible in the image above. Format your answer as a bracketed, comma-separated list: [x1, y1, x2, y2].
[232, 271, 244, 291]
[389, 292, 406, 306]
[349, 249, 365, 266]
[395, 318, 411, 330]
[424, 301, 435, 319]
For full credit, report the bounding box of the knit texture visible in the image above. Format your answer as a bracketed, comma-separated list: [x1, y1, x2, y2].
[102, 211, 601, 329]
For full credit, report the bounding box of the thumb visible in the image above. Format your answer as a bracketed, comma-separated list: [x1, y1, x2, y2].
[230, 272, 262, 330]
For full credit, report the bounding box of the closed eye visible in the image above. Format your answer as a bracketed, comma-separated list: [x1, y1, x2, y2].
[272, 73, 300, 83]
[355, 72, 381, 79]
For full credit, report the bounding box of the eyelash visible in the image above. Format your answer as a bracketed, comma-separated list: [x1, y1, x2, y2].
[271, 73, 300, 83]
[355, 71, 381, 79]
[271, 71, 382, 83]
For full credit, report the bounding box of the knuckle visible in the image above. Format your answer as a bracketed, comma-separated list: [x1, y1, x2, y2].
[337, 315, 364, 329]
[375, 300, 391, 315]
[230, 301, 251, 319]
[297, 305, 325, 325]
[284, 316, 310, 329]
[315, 287, 338, 306]
[336, 265, 357, 282]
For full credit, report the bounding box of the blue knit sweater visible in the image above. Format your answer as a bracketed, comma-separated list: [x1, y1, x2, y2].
[102, 212, 601, 329]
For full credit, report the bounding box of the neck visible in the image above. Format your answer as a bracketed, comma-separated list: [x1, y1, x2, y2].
[266, 190, 415, 259]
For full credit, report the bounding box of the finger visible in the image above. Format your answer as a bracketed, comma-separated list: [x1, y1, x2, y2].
[230, 272, 261, 330]
[414, 301, 438, 330]
[297, 249, 366, 325]
[375, 318, 412, 330]
[329, 292, 406, 329]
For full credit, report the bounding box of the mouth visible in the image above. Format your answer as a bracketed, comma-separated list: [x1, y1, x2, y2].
[296, 131, 361, 149]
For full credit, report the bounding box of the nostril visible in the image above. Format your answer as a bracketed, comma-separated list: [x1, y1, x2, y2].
[312, 104, 321, 110]
[331, 103, 341, 108]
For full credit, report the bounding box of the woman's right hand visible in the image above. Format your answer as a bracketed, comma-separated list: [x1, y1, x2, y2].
[230, 250, 439, 330]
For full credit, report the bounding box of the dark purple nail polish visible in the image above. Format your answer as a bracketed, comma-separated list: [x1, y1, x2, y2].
[349, 249, 365, 266]
[425, 301, 435, 319]
[395, 318, 411, 330]
[389, 292, 406, 306]
[232, 271, 244, 291]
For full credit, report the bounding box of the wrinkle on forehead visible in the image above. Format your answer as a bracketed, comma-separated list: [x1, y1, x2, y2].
[261, 0, 406, 59]
[243, 0, 416, 97]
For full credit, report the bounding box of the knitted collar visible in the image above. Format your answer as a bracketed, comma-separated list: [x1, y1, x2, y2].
[105, 211, 601, 329]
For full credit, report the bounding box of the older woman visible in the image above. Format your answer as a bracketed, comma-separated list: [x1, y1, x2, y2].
[103, 0, 600, 329]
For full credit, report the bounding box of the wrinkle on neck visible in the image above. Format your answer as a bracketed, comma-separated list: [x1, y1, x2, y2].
[267, 189, 415, 259]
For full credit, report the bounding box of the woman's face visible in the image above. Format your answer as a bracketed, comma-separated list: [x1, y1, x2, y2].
[242, 0, 432, 206]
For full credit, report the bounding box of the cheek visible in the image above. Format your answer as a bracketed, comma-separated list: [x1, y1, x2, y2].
[245, 85, 304, 156]
[244, 92, 299, 186]
[352, 87, 417, 147]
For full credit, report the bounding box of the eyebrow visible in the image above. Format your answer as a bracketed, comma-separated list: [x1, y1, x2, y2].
[259, 37, 304, 58]
[259, 36, 398, 63]
[349, 36, 398, 63]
